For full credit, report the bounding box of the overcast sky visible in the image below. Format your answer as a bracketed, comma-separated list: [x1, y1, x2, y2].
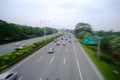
[0, 0, 120, 31]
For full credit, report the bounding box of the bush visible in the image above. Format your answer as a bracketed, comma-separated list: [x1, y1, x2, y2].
[100, 54, 113, 63]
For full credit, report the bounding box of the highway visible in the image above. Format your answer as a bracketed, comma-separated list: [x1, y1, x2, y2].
[7, 33, 104, 80]
[0, 33, 59, 56]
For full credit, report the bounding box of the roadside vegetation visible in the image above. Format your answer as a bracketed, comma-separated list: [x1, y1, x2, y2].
[74, 22, 120, 80]
[0, 20, 58, 44]
[0, 34, 62, 72]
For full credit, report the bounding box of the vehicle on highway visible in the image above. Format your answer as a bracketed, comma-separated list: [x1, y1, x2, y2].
[48, 48, 55, 54]
[0, 72, 19, 80]
[54, 39, 58, 43]
[65, 38, 68, 40]
[20, 43, 26, 47]
[75, 40, 77, 42]
[15, 43, 26, 50]
[69, 41, 71, 43]
[56, 42, 60, 46]
[15, 43, 21, 46]
[15, 46, 23, 50]
[61, 37, 63, 40]
[62, 42, 66, 46]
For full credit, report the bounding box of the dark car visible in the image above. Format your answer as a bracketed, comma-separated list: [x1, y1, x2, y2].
[69, 41, 71, 43]
[61, 38, 63, 40]
[56, 42, 60, 46]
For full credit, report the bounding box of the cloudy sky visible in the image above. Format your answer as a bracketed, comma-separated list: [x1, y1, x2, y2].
[0, 0, 120, 31]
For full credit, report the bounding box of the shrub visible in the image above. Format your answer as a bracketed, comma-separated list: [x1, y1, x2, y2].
[100, 54, 113, 63]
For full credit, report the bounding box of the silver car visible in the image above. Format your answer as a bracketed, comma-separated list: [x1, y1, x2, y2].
[48, 48, 55, 54]
[0, 72, 19, 80]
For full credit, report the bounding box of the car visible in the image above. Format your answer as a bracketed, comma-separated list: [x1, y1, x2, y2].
[20, 44, 26, 47]
[62, 42, 66, 46]
[15, 43, 21, 46]
[61, 38, 63, 40]
[48, 48, 55, 54]
[56, 42, 60, 46]
[69, 41, 71, 43]
[75, 40, 77, 42]
[54, 40, 57, 42]
[15, 43, 26, 50]
[15, 46, 23, 50]
[65, 38, 68, 40]
[0, 72, 19, 80]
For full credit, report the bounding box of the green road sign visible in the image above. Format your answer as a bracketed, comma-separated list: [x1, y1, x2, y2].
[82, 36, 98, 44]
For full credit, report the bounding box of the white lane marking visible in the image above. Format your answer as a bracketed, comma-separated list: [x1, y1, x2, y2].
[18, 76, 23, 80]
[64, 57, 66, 64]
[72, 43, 83, 80]
[36, 56, 43, 63]
[50, 56, 54, 63]
[40, 78, 42, 80]
[65, 48, 68, 52]
[57, 48, 59, 52]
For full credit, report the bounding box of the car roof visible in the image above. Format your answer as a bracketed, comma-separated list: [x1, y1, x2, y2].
[0, 72, 17, 79]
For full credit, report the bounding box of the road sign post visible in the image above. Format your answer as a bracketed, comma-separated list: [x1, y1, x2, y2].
[97, 36, 100, 59]
[82, 36, 100, 59]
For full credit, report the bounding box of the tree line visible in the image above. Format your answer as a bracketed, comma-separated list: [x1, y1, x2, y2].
[0, 20, 58, 43]
[74, 22, 120, 57]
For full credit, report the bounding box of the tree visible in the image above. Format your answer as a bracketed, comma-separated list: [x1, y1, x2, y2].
[74, 22, 93, 38]
[0, 19, 58, 43]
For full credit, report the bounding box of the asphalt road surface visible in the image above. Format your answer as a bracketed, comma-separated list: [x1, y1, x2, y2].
[0, 33, 59, 56]
[7, 33, 104, 80]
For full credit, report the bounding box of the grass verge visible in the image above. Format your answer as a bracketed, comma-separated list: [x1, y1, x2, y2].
[77, 38, 120, 80]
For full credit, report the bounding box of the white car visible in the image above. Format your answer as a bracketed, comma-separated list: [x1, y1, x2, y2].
[0, 72, 19, 80]
[15, 43, 21, 46]
[15, 46, 23, 50]
[48, 48, 55, 54]
[62, 42, 66, 46]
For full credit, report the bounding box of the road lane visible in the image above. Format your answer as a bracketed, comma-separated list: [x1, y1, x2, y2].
[0, 33, 59, 55]
[3, 33, 104, 80]
[71, 34, 104, 80]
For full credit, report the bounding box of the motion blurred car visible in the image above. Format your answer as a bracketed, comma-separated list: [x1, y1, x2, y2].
[75, 40, 77, 42]
[15, 43, 21, 46]
[0, 72, 19, 80]
[61, 38, 63, 40]
[20, 44, 26, 47]
[15, 43, 26, 50]
[48, 48, 55, 54]
[56, 42, 60, 46]
[15, 46, 23, 50]
[54, 39, 58, 43]
[62, 42, 66, 46]
[65, 38, 68, 40]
